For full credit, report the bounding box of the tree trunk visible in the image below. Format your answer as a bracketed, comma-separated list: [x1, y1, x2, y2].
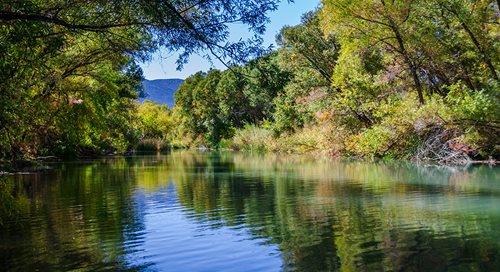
[390, 22, 425, 104]
[460, 22, 498, 81]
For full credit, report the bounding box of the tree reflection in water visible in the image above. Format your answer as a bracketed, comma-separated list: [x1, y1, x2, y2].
[1, 151, 499, 271]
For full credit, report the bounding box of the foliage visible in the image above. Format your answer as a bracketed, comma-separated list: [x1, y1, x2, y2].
[1, 1, 498, 162]
[168, 4, 498, 161]
[136, 101, 172, 140]
[272, 11, 339, 134]
[231, 124, 275, 152]
[345, 89, 499, 160]
[321, 0, 499, 104]
[134, 101, 174, 150]
[0, 0, 286, 160]
[173, 53, 291, 147]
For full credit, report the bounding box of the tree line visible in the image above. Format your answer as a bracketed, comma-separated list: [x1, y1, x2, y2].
[169, 1, 499, 162]
[1, 0, 498, 162]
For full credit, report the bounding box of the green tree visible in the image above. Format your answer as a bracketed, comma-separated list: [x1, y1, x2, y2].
[215, 66, 252, 128]
[0, 0, 286, 159]
[273, 11, 340, 133]
[243, 53, 292, 122]
[322, 0, 427, 104]
[136, 101, 172, 140]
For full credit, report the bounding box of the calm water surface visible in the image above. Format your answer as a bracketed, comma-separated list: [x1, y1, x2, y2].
[1, 151, 500, 271]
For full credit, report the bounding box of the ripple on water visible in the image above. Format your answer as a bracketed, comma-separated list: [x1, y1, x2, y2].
[2, 153, 500, 271]
[123, 200, 282, 272]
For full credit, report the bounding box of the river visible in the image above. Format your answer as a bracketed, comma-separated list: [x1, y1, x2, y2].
[1, 151, 499, 271]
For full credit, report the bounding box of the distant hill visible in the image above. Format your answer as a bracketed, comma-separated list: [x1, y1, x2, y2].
[140, 79, 184, 108]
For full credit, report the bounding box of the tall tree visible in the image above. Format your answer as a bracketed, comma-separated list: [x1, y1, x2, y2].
[321, 0, 426, 104]
[0, 0, 286, 159]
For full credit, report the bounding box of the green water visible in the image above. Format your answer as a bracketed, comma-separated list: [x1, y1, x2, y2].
[1, 151, 499, 271]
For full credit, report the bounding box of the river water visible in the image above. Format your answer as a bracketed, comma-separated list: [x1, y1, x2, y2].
[1, 151, 499, 271]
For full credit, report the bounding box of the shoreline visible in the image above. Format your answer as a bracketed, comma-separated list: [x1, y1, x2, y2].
[1, 150, 497, 176]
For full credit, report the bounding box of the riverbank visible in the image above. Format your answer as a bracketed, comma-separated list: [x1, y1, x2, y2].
[1, 132, 497, 176]
[213, 120, 498, 165]
[0, 158, 55, 175]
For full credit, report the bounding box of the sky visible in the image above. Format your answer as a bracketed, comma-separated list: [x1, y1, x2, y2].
[139, 0, 321, 80]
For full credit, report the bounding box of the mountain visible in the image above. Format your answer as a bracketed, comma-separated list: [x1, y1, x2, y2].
[140, 79, 184, 108]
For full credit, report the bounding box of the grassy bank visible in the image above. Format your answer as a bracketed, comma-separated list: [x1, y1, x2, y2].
[218, 93, 499, 164]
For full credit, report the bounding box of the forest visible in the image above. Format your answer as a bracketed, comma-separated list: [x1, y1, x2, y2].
[1, 0, 499, 164]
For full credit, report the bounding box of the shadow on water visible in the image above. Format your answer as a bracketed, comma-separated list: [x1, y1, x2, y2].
[1, 151, 499, 271]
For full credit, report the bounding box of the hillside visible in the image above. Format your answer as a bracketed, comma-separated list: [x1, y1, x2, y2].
[140, 79, 184, 108]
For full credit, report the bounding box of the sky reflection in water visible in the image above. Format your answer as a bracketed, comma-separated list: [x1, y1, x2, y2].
[1, 151, 500, 271]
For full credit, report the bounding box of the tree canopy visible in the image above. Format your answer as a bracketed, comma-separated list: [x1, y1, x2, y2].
[166, 3, 498, 161]
[0, 0, 286, 159]
[0, 0, 498, 162]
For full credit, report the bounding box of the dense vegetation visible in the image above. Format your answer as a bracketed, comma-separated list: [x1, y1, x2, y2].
[0, 0, 282, 161]
[1, 0, 498, 164]
[165, 2, 499, 163]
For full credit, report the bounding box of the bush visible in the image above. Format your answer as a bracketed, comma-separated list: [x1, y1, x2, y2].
[136, 138, 170, 151]
[343, 86, 499, 161]
[231, 125, 275, 152]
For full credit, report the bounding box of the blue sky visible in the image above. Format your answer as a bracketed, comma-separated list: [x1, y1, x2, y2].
[140, 0, 320, 80]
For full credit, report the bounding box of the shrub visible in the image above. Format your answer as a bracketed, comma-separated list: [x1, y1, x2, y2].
[231, 124, 275, 152]
[136, 138, 170, 151]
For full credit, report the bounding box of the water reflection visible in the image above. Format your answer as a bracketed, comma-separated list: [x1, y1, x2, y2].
[1, 151, 499, 271]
